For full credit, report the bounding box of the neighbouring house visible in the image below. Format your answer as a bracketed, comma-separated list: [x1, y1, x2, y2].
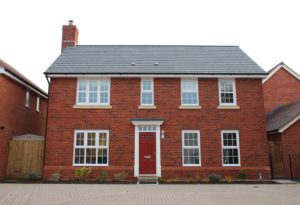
[263, 62, 300, 179]
[0, 59, 48, 179]
[43, 21, 270, 182]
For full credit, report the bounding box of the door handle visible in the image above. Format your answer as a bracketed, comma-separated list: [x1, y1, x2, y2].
[144, 156, 151, 159]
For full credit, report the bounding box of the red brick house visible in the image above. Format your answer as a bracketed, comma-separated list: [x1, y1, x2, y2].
[263, 62, 300, 179]
[43, 21, 270, 182]
[0, 59, 48, 179]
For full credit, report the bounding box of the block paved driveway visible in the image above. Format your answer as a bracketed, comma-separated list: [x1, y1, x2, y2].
[0, 183, 300, 205]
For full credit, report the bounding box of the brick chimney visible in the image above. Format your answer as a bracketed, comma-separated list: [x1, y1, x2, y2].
[61, 20, 79, 52]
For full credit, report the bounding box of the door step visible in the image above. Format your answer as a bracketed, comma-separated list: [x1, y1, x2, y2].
[138, 175, 158, 184]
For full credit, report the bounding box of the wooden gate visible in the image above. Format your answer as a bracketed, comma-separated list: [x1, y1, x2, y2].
[268, 141, 285, 178]
[289, 153, 300, 179]
[6, 139, 44, 179]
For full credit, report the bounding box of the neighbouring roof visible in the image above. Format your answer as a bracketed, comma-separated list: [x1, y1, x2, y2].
[0, 59, 48, 98]
[263, 62, 300, 83]
[267, 101, 300, 133]
[45, 45, 266, 76]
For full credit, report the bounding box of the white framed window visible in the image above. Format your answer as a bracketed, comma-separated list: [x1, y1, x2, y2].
[182, 130, 201, 166]
[25, 91, 30, 108]
[141, 79, 154, 105]
[218, 79, 237, 106]
[36, 97, 40, 112]
[76, 79, 110, 105]
[181, 79, 199, 106]
[221, 130, 240, 166]
[73, 130, 109, 166]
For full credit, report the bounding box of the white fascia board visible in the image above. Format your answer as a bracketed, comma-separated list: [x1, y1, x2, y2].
[0, 67, 48, 99]
[46, 74, 267, 79]
[263, 64, 300, 84]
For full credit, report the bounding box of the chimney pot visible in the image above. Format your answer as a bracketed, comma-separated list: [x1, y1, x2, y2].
[69, 20, 74, 25]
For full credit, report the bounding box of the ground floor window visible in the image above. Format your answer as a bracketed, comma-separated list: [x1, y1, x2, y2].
[73, 130, 109, 166]
[182, 130, 201, 166]
[221, 130, 240, 166]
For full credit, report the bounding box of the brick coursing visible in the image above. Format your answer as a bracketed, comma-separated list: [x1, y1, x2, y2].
[0, 75, 47, 179]
[263, 67, 300, 113]
[44, 78, 270, 180]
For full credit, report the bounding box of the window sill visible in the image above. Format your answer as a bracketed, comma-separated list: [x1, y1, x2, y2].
[218, 105, 240, 110]
[73, 105, 112, 109]
[138, 105, 157, 109]
[222, 164, 241, 167]
[183, 164, 201, 167]
[179, 105, 202, 109]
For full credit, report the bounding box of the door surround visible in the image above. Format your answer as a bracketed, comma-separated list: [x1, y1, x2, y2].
[131, 119, 164, 177]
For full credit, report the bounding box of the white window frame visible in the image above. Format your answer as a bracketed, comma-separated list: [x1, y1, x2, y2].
[76, 79, 110, 105]
[181, 79, 199, 106]
[221, 130, 241, 166]
[25, 91, 30, 108]
[140, 78, 154, 106]
[182, 130, 201, 166]
[36, 97, 40, 112]
[73, 130, 109, 166]
[218, 79, 237, 106]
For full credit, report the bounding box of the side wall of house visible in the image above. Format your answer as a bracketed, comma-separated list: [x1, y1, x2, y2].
[263, 67, 300, 113]
[281, 120, 300, 178]
[0, 75, 47, 179]
[44, 77, 270, 180]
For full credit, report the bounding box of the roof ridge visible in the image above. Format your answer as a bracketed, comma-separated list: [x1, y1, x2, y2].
[75, 45, 240, 47]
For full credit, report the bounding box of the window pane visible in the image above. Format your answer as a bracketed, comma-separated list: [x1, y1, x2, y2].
[86, 148, 96, 164]
[88, 81, 98, 103]
[78, 92, 86, 103]
[184, 133, 198, 146]
[182, 80, 197, 91]
[98, 148, 108, 164]
[183, 148, 199, 165]
[87, 133, 96, 146]
[182, 92, 197, 105]
[100, 81, 109, 91]
[142, 80, 152, 91]
[99, 133, 107, 146]
[76, 132, 85, 146]
[100, 92, 108, 103]
[142, 92, 153, 104]
[75, 148, 85, 164]
[78, 80, 87, 91]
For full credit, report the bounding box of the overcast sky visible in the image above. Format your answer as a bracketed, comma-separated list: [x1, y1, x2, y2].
[1, 0, 299, 92]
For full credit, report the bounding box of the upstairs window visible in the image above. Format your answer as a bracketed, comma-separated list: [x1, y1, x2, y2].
[219, 79, 237, 106]
[181, 79, 199, 106]
[182, 130, 201, 166]
[36, 97, 40, 112]
[221, 131, 240, 166]
[141, 79, 154, 105]
[77, 79, 110, 105]
[74, 130, 109, 166]
[25, 91, 30, 108]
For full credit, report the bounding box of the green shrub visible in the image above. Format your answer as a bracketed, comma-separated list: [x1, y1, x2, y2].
[51, 171, 61, 182]
[225, 176, 233, 183]
[208, 173, 221, 183]
[27, 171, 38, 181]
[74, 167, 92, 181]
[237, 171, 247, 181]
[98, 171, 107, 182]
[113, 171, 128, 181]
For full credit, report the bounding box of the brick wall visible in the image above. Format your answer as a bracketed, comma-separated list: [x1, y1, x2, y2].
[0, 75, 47, 179]
[281, 120, 300, 177]
[44, 78, 270, 180]
[263, 67, 300, 113]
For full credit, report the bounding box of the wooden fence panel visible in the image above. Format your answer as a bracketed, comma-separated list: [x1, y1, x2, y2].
[6, 140, 44, 179]
[268, 140, 285, 178]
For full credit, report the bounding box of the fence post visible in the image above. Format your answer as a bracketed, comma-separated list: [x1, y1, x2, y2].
[289, 154, 293, 179]
[269, 154, 274, 179]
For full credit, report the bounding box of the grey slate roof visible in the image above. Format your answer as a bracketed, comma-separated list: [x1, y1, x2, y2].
[45, 45, 266, 75]
[267, 101, 300, 132]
